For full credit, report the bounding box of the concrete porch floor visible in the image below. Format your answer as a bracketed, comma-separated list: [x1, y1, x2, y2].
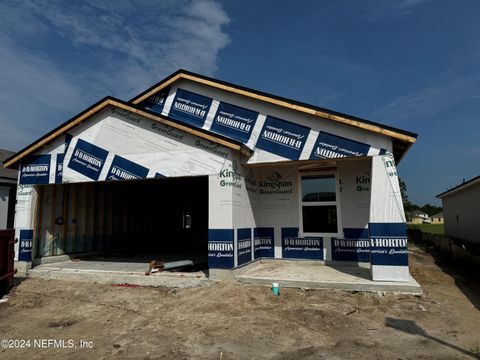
[26, 257, 422, 294]
[235, 259, 422, 294]
[27, 256, 211, 288]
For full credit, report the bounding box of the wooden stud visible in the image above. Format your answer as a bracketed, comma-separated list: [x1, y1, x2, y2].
[32, 186, 43, 260]
[49, 185, 56, 256]
[299, 167, 337, 173]
[79, 183, 87, 253]
[60, 184, 68, 256]
[71, 183, 78, 254]
[98, 182, 105, 251]
[36, 186, 45, 258]
[130, 74, 182, 105]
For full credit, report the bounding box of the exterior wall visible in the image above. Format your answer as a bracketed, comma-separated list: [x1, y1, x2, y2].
[336, 158, 371, 262]
[214, 158, 373, 268]
[11, 76, 417, 283]
[442, 183, 480, 243]
[208, 165, 235, 269]
[369, 154, 408, 282]
[251, 164, 300, 260]
[0, 186, 9, 229]
[14, 183, 37, 263]
[0, 184, 16, 230]
[15, 106, 237, 263]
[431, 217, 444, 224]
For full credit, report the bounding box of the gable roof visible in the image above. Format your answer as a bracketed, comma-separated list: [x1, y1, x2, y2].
[130, 69, 417, 162]
[3, 97, 252, 169]
[4, 69, 417, 169]
[437, 175, 480, 198]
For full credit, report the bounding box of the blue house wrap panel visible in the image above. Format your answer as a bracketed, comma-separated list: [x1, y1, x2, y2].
[169, 88, 212, 128]
[331, 228, 370, 262]
[237, 228, 252, 266]
[106, 155, 149, 181]
[139, 88, 170, 115]
[281, 227, 323, 260]
[18, 229, 33, 261]
[19, 155, 51, 185]
[67, 139, 108, 181]
[55, 153, 64, 184]
[256, 116, 310, 160]
[210, 102, 258, 143]
[254, 227, 274, 259]
[310, 132, 370, 160]
[369, 223, 408, 266]
[208, 229, 234, 269]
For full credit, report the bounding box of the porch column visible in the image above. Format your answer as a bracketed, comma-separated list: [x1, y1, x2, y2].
[369, 154, 409, 282]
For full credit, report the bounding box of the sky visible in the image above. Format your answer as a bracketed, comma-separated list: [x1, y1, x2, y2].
[0, 0, 479, 206]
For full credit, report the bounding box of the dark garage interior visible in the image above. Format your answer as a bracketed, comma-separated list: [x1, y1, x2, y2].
[34, 176, 209, 269]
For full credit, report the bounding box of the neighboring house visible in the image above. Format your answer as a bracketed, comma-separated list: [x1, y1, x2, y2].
[437, 176, 480, 244]
[407, 210, 430, 224]
[0, 149, 18, 229]
[430, 212, 444, 224]
[3, 69, 417, 282]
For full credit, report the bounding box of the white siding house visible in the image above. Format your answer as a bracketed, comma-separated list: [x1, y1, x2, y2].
[437, 176, 480, 244]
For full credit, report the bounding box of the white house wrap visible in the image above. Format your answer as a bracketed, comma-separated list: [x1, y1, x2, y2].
[3, 70, 417, 282]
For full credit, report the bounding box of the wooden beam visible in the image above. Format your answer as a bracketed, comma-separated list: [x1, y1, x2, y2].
[112, 101, 244, 153]
[4, 98, 251, 169]
[177, 74, 417, 144]
[131, 72, 416, 144]
[131, 74, 182, 105]
[242, 155, 371, 168]
[4, 101, 111, 168]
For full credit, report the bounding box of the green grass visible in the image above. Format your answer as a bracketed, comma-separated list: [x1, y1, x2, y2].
[408, 223, 445, 235]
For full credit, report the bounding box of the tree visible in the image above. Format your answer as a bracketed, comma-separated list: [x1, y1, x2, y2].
[399, 178, 442, 216]
[399, 178, 408, 203]
[399, 177, 414, 213]
[420, 204, 442, 216]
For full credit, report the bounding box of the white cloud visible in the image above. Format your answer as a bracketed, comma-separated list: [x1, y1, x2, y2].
[372, 70, 480, 124]
[355, 0, 436, 21]
[0, 0, 231, 151]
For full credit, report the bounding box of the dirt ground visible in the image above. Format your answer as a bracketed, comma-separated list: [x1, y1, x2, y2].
[0, 244, 479, 360]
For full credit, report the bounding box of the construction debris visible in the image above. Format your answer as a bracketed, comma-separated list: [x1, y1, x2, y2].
[145, 260, 195, 275]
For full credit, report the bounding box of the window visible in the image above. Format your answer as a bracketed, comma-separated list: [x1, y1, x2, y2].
[300, 174, 339, 234]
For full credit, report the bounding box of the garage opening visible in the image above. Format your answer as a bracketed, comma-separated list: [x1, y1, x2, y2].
[33, 176, 209, 271]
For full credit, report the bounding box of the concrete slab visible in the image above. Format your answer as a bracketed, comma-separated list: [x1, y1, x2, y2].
[28, 259, 211, 289]
[235, 259, 422, 294]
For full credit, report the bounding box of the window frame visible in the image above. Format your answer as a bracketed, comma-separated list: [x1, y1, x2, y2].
[298, 170, 342, 237]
